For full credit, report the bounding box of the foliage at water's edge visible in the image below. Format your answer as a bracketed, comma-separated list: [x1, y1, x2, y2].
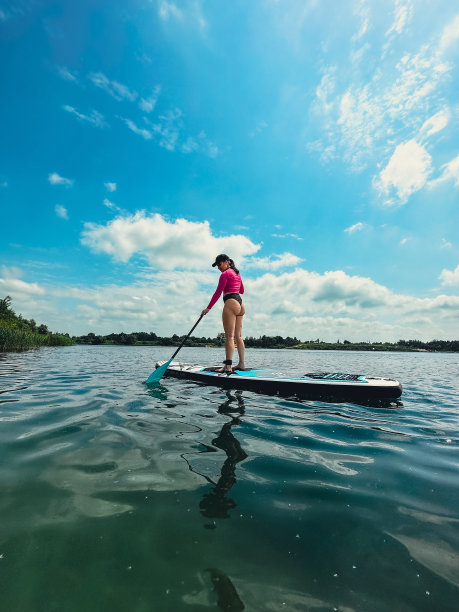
[73, 331, 459, 352]
[0, 296, 73, 352]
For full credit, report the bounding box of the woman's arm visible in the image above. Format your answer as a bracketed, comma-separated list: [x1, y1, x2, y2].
[205, 271, 228, 310]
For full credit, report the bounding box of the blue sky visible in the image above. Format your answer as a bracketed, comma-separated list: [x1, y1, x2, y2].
[1, 0, 459, 341]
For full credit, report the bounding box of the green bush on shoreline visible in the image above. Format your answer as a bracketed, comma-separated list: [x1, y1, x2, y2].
[0, 296, 73, 352]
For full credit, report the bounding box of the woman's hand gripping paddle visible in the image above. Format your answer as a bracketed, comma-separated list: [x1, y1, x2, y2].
[146, 315, 204, 384]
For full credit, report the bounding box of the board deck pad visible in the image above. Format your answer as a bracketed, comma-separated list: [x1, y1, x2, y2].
[304, 372, 365, 381]
[203, 368, 365, 381]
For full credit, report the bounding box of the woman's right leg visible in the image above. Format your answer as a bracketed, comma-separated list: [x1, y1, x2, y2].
[234, 303, 245, 369]
[221, 301, 239, 371]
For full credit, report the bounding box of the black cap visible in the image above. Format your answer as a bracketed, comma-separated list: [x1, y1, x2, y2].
[212, 253, 230, 267]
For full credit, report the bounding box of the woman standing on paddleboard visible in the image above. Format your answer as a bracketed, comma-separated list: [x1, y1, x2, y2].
[201, 254, 246, 373]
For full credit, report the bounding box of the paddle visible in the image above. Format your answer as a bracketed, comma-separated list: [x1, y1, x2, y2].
[146, 314, 204, 383]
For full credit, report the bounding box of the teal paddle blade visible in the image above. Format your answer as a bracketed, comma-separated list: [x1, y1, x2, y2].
[145, 315, 203, 385]
[146, 358, 172, 384]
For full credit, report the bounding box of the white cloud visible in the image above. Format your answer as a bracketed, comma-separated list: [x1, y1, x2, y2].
[181, 137, 199, 154]
[58, 66, 78, 82]
[158, 1, 183, 21]
[48, 172, 73, 187]
[439, 264, 459, 286]
[157, 0, 207, 31]
[80, 212, 261, 270]
[385, 0, 413, 38]
[350, 42, 370, 64]
[2, 264, 459, 340]
[438, 14, 459, 55]
[429, 153, 459, 189]
[103, 198, 122, 214]
[181, 131, 219, 158]
[53, 273, 212, 335]
[314, 67, 336, 115]
[344, 222, 367, 234]
[146, 109, 182, 151]
[242, 269, 459, 341]
[204, 141, 218, 158]
[89, 72, 138, 102]
[352, 0, 370, 42]
[104, 182, 117, 193]
[245, 253, 303, 270]
[140, 112, 219, 157]
[55, 205, 68, 220]
[419, 109, 450, 140]
[272, 233, 303, 241]
[310, 16, 455, 172]
[63, 105, 108, 128]
[139, 85, 161, 113]
[440, 238, 452, 249]
[1, 266, 23, 279]
[121, 117, 153, 140]
[0, 269, 45, 298]
[249, 269, 396, 313]
[375, 139, 432, 205]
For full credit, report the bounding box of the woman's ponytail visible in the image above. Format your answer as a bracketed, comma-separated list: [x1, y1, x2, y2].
[228, 259, 239, 274]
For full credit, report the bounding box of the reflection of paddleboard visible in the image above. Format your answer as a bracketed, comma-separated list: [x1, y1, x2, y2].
[154, 361, 403, 401]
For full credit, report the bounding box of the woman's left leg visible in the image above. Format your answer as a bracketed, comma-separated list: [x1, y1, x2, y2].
[221, 300, 241, 372]
[234, 303, 245, 370]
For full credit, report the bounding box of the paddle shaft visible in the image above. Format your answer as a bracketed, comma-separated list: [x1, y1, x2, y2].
[170, 314, 204, 360]
[146, 314, 204, 383]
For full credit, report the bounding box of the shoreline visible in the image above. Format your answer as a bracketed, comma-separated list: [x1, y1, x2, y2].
[70, 341, 454, 353]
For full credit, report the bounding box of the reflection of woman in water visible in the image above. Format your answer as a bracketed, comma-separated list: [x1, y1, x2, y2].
[200, 391, 247, 521]
[201, 254, 246, 373]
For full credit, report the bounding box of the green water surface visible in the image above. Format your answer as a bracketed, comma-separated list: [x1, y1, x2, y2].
[1, 346, 458, 611]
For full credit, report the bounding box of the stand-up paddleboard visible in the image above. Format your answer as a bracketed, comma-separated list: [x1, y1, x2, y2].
[154, 361, 402, 401]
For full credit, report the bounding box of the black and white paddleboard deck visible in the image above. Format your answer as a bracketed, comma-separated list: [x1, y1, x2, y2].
[154, 361, 402, 402]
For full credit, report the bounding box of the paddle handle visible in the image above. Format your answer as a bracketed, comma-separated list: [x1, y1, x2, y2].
[170, 315, 204, 360]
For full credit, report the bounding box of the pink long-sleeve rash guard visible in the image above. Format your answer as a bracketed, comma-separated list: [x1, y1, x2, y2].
[207, 268, 244, 310]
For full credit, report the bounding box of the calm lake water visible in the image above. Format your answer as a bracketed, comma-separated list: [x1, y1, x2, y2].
[0, 345, 458, 611]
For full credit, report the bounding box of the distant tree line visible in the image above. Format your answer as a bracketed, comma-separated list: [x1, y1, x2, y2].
[290, 339, 459, 352]
[0, 296, 73, 352]
[73, 331, 304, 348]
[72, 330, 459, 352]
[72, 331, 225, 347]
[395, 339, 459, 352]
[244, 335, 301, 348]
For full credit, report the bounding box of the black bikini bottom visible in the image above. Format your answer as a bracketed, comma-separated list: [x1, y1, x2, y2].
[223, 293, 242, 305]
